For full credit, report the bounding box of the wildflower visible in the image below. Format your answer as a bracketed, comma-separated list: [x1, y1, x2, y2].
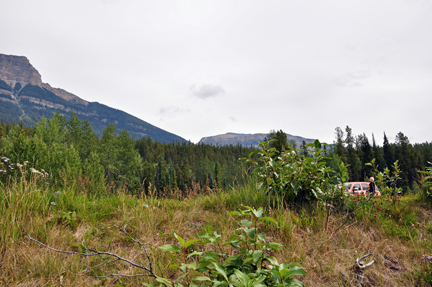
[143, 204, 149, 208]
[417, 222, 420, 226]
[374, 214, 377, 218]
[412, 224, 415, 227]
[54, 191, 61, 197]
[389, 215, 391, 218]
[421, 254, 432, 264]
[24, 161, 28, 166]
[406, 201, 408, 203]
[399, 219, 402, 222]
[353, 200, 356, 203]
[50, 202, 56, 206]
[16, 163, 23, 168]
[346, 213, 349, 216]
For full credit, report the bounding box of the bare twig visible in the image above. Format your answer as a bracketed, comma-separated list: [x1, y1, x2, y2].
[21, 224, 167, 286]
[333, 194, 374, 234]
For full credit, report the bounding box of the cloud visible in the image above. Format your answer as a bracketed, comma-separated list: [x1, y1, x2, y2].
[157, 106, 190, 120]
[333, 70, 372, 88]
[229, 116, 238, 122]
[189, 84, 225, 99]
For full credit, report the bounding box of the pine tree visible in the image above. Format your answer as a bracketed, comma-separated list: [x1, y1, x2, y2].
[383, 133, 394, 171]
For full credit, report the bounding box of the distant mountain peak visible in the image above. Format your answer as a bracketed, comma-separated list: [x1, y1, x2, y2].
[199, 132, 315, 147]
[0, 54, 42, 86]
[0, 53, 186, 143]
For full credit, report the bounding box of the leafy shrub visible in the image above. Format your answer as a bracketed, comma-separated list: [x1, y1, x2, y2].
[243, 139, 332, 205]
[154, 206, 306, 287]
[419, 162, 432, 202]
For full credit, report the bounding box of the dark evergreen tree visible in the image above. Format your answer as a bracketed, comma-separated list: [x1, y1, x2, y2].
[383, 132, 394, 171]
[267, 129, 289, 156]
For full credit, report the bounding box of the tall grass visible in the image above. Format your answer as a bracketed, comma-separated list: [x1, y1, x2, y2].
[1, 174, 432, 286]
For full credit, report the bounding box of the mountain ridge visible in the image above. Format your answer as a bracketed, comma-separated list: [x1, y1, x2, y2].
[0, 54, 186, 143]
[198, 132, 315, 147]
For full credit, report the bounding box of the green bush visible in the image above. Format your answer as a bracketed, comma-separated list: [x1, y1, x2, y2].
[419, 162, 432, 202]
[155, 206, 306, 287]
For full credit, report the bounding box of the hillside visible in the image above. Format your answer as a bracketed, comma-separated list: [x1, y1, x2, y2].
[199, 132, 315, 147]
[0, 54, 186, 143]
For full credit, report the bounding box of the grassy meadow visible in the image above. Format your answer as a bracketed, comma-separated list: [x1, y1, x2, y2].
[1, 174, 432, 287]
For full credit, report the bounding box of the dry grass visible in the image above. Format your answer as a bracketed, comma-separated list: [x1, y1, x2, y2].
[1, 184, 431, 286]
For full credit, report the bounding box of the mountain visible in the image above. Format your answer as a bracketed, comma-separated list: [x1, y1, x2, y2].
[198, 132, 315, 147]
[0, 54, 186, 143]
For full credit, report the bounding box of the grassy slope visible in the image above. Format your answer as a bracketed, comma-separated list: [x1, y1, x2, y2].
[1, 179, 432, 286]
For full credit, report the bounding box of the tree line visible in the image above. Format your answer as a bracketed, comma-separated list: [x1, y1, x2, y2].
[1, 115, 431, 195]
[0, 112, 254, 196]
[327, 126, 432, 192]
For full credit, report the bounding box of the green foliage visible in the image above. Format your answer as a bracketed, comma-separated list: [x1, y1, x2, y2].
[0, 78, 12, 91]
[367, 159, 403, 196]
[0, 114, 255, 197]
[155, 206, 306, 287]
[419, 162, 432, 202]
[244, 139, 332, 204]
[13, 82, 22, 93]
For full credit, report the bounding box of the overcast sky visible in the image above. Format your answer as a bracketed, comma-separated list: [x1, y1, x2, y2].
[2, 0, 432, 144]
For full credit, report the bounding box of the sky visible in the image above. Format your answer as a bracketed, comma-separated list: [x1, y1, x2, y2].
[2, 0, 432, 144]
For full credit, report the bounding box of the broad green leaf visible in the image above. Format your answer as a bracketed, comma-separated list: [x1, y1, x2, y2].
[187, 251, 204, 258]
[234, 269, 250, 286]
[228, 211, 242, 216]
[212, 263, 229, 282]
[285, 268, 307, 277]
[241, 220, 253, 227]
[245, 228, 256, 239]
[169, 264, 179, 269]
[229, 242, 240, 248]
[174, 233, 185, 246]
[156, 277, 172, 285]
[252, 208, 264, 218]
[181, 262, 197, 270]
[175, 273, 188, 283]
[252, 250, 263, 264]
[258, 217, 278, 226]
[160, 244, 182, 252]
[257, 232, 265, 242]
[198, 232, 212, 238]
[184, 239, 201, 248]
[263, 256, 279, 265]
[193, 276, 211, 281]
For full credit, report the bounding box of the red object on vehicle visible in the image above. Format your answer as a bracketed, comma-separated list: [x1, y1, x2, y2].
[339, 182, 381, 196]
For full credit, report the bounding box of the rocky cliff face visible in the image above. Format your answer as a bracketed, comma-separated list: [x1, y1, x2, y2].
[0, 54, 87, 105]
[0, 54, 42, 86]
[0, 53, 186, 143]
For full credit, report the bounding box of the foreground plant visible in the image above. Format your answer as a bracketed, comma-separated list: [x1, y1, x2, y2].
[154, 206, 306, 287]
[418, 162, 432, 202]
[243, 139, 332, 206]
[24, 206, 305, 286]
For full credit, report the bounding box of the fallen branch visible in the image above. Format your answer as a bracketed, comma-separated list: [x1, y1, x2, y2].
[22, 224, 167, 286]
